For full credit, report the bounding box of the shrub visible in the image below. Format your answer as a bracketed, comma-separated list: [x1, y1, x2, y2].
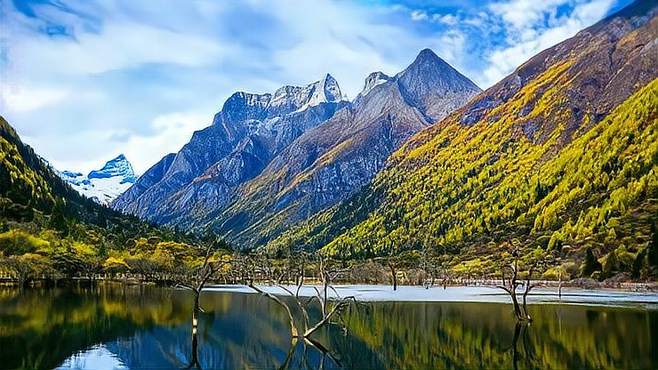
[580, 247, 602, 277]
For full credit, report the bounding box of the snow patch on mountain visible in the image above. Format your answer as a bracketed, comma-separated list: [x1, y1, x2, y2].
[225, 74, 346, 117]
[358, 71, 391, 99]
[295, 73, 346, 112]
[59, 154, 138, 205]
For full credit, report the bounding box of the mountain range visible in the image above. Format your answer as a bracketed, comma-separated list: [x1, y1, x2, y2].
[2, 0, 656, 280]
[112, 73, 350, 222]
[59, 154, 137, 205]
[265, 0, 658, 273]
[112, 49, 481, 247]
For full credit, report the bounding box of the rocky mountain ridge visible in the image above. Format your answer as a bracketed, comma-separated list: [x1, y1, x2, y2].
[112, 75, 350, 222]
[113, 49, 481, 248]
[264, 0, 658, 274]
[212, 50, 480, 247]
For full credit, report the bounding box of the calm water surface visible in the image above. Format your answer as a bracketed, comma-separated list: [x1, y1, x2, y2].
[0, 284, 656, 369]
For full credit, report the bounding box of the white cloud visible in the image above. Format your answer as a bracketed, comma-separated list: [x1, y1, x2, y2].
[489, 0, 568, 30]
[121, 112, 211, 172]
[9, 21, 227, 79]
[437, 30, 467, 66]
[0, 85, 70, 113]
[433, 14, 459, 26]
[411, 10, 429, 21]
[0, 0, 626, 174]
[481, 0, 616, 87]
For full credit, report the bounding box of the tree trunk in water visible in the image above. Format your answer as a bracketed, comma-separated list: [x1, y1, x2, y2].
[388, 264, 397, 291]
[510, 290, 523, 320]
[511, 322, 522, 370]
[188, 291, 200, 368]
[18, 275, 27, 291]
[193, 292, 200, 331]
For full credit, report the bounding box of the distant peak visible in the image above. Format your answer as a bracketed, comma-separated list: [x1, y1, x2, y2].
[273, 74, 345, 112]
[88, 154, 137, 182]
[397, 47, 478, 89]
[408, 48, 447, 69]
[365, 71, 390, 84]
[418, 48, 439, 59]
[317, 73, 345, 102]
[359, 71, 391, 98]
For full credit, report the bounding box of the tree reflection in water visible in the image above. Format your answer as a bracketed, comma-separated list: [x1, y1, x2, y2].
[0, 285, 656, 370]
[508, 322, 533, 370]
[278, 337, 343, 370]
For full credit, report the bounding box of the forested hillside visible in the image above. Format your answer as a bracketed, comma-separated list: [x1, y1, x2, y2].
[0, 116, 224, 286]
[267, 2, 658, 281]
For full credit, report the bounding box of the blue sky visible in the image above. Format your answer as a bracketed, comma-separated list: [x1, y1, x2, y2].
[0, 0, 631, 173]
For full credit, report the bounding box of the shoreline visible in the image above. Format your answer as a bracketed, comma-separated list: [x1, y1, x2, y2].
[204, 284, 658, 308]
[1, 277, 656, 292]
[2, 280, 656, 308]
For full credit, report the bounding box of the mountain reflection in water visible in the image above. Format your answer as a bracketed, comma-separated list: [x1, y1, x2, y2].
[0, 284, 656, 369]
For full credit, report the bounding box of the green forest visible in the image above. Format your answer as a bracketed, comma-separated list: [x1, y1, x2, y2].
[267, 75, 658, 282]
[0, 116, 235, 287]
[2, 71, 658, 286]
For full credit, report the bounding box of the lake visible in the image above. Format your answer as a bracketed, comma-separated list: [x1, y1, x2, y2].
[0, 284, 656, 369]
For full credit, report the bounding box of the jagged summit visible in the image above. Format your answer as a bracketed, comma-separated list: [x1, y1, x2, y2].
[357, 71, 391, 99]
[219, 75, 346, 123]
[59, 154, 138, 205]
[113, 74, 349, 219]
[88, 154, 137, 183]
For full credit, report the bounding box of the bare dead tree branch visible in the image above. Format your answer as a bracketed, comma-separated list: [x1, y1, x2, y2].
[248, 281, 299, 338]
[247, 253, 361, 344]
[497, 247, 535, 321]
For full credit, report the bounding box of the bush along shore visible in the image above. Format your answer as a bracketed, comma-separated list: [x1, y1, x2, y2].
[2, 234, 656, 292]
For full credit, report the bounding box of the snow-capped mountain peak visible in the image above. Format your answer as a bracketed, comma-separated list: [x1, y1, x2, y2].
[304, 73, 345, 108]
[218, 74, 346, 123]
[58, 154, 138, 205]
[88, 154, 137, 183]
[277, 73, 346, 112]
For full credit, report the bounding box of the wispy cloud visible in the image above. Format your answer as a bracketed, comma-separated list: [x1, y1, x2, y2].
[410, 10, 429, 21]
[0, 0, 630, 173]
[481, 0, 617, 86]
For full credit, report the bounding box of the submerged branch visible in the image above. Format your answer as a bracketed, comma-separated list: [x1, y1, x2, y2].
[248, 282, 299, 338]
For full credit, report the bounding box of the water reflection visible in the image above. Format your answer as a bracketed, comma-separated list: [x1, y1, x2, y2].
[0, 285, 655, 369]
[56, 345, 127, 370]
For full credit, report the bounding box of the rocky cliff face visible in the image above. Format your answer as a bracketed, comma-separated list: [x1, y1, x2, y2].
[112, 75, 348, 222]
[212, 49, 481, 246]
[113, 49, 480, 247]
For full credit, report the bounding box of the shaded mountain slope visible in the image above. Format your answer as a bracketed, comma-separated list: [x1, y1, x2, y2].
[113, 75, 349, 225]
